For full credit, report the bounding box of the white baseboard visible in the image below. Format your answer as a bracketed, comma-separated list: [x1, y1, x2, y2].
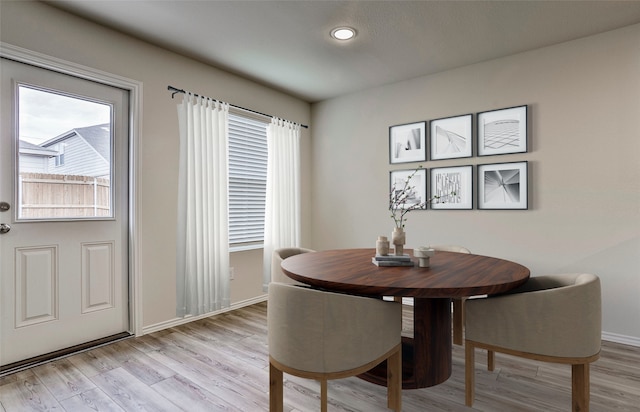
[140, 294, 268, 336]
[602, 331, 640, 347]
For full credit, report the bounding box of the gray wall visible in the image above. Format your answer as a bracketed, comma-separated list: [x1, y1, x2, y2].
[310, 24, 640, 343]
[0, 1, 312, 329]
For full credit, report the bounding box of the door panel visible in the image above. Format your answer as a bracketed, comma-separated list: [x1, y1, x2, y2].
[81, 241, 115, 313]
[15, 245, 58, 327]
[0, 58, 130, 366]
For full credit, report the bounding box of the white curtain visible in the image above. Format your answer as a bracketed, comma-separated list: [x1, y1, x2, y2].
[176, 93, 230, 316]
[262, 118, 301, 290]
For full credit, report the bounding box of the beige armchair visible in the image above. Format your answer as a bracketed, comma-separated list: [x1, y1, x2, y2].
[268, 282, 402, 412]
[464, 273, 601, 411]
[428, 245, 471, 345]
[270, 247, 315, 285]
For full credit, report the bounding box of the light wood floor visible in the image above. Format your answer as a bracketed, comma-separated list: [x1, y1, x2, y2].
[1, 302, 639, 411]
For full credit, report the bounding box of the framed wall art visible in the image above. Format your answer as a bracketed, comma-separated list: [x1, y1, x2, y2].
[389, 168, 427, 210]
[477, 105, 528, 156]
[429, 113, 473, 160]
[478, 161, 528, 210]
[430, 165, 473, 210]
[389, 121, 426, 164]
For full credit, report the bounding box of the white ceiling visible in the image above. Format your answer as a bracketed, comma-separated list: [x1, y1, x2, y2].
[45, 0, 640, 103]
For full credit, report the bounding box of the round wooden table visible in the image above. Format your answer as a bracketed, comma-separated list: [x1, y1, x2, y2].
[281, 248, 530, 389]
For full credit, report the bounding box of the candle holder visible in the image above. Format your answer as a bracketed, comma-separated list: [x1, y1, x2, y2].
[413, 246, 435, 267]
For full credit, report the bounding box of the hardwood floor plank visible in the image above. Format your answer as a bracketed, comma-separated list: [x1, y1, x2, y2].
[160, 331, 268, 389]
[328, 377, 404, 412]
[66, 347, 120, 379]
[145, 343, 269, 411]
[31, 359, 96, 402]
[95, 341, 175, 386]
[58, 387, 126, 412]
[0, 370, 62, 411]
[159, 331, 247, 375]
[123, 331, 170, 354]
[90, 367, 178, 411]
[1, 301, 639, 412]
[150, 374, 238, 411]
[206, 333, 270, 371]
[179, 318, 248, 343]
[279, 376, 332, 412]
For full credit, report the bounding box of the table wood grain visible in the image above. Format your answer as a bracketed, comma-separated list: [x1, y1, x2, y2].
[281, 248, 530, 298]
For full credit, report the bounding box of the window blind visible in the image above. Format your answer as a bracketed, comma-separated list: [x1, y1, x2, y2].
[228, 113, 268, 247]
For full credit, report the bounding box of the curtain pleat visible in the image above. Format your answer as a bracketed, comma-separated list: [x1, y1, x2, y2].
[176, 94, 230, 317]
[262, 118, 301, 291]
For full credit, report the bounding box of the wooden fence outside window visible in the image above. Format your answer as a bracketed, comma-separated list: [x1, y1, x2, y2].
[19, 173, 111, 218]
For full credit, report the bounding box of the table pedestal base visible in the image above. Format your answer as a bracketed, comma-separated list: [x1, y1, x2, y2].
[359, 298, 452, 389]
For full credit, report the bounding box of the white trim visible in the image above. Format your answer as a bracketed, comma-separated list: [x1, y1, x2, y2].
[1, 42, 143, 337]
[602, 331, 640, 348]
[230, 243, 263, 253]
[142, 295, 268, 335]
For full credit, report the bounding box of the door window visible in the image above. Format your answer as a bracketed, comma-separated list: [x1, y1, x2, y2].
[17, 85, 113, 220]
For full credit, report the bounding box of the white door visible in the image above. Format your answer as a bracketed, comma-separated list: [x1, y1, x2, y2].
[0, 58, 130, 366]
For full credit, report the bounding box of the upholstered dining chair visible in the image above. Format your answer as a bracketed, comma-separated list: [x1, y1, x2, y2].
[271, 247, 315, 285]
[464, 273, 601, 411]
[428, 245, 471, 345]
[268, 282, 402, 412]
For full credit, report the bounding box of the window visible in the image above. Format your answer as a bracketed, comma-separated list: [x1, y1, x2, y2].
[17, 85, 113, 220]
[55, 153, 65, 166]
[54, 143, 66, 166]
[228, 112, 268, 249]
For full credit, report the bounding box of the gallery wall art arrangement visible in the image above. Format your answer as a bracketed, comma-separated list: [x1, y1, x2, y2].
[388, 105, 529, 210]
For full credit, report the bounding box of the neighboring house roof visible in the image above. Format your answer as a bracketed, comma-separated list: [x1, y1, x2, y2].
[18, 140, 58, 156]
[41, 123, 111, 163]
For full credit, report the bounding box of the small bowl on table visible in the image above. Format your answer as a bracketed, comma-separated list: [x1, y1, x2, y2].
[414, 247, 435, 267]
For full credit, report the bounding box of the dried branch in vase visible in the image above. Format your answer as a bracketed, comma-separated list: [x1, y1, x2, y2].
[389, 165, 455, 229]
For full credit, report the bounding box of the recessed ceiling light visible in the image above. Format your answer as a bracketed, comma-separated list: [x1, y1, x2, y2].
[331, 27, 356, 41]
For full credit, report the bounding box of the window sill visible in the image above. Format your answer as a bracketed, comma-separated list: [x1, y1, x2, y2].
[230, 243, 264, 253]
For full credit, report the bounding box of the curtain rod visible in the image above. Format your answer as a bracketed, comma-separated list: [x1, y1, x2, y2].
[167, 85, 308, 129]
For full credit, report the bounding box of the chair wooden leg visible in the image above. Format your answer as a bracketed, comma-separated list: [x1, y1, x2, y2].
[453, 298, 464, 345]
[572, 363, 590, 412]
[269, 362, 283, 412]
[387, 346, 402, 411]
[487, 350, 495, 371]
[320, 379, 328, 412]
[465, 341, 475, 407]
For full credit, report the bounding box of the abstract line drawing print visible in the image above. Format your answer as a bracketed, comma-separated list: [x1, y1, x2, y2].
[430, 114, 472, 160]
[482, 119, 520, 151]
[390, 168, 426, 209]
[484, 169, 520, 203]
[395, 127, 422, 158]
[434, 172, 462, 204]
[431, 165, 473, 210]
[389, 121, 426, 163]
[434, 126, 466, 155]
[478, 105, 527, 156]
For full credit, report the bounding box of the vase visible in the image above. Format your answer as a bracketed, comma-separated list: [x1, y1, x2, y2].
[376, 236, 390, 256]
[391, 227, 406, 256]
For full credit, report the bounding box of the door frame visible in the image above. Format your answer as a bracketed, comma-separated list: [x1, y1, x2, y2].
[1, 42, 142, 337]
